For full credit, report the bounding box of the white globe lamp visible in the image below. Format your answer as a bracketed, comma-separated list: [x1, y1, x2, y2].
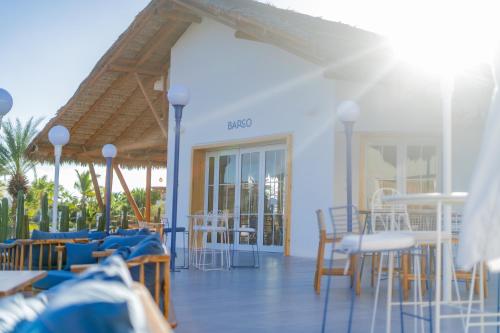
[337, 100, 360, 123]
[48, 125, 70, 232]
[102, 144, 117, 158]
[102, 144, 117, 234]
[167, 85, 190, 106]
[0, 88, 13, 118]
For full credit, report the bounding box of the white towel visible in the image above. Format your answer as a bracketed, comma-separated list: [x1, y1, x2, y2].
[457, 55, 500, 271]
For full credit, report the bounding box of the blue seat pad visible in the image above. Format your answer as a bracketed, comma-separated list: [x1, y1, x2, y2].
[32, 271, 76, 290]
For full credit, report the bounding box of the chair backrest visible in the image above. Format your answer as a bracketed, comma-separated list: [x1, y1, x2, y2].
[370, 188, 411, 232]
[328, 206, 360, 237]
[315, 209, 327, 238]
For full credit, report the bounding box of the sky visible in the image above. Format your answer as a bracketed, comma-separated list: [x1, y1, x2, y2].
[0, 0, 497, 196]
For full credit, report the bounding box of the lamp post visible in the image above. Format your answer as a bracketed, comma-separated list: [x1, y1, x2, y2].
[167, 85, 190, 271]
[336, 101, 360, 232]
[0, 88, 13, 122]
[48, 125, 70, 231]
[102, 144, 117, 234]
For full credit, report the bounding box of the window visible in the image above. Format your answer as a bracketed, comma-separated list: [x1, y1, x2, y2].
[362, 137, 440, 209]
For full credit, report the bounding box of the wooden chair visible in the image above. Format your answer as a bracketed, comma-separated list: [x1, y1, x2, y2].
[15, 238, 89, 271]
[314, 209, 358, 295]
[0, 243, 16, 270]
[67, 250, 175, 327]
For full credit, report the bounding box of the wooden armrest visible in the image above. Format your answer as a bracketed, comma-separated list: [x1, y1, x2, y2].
[70, 264, 98, 273]
[132, 283, 174, 332]
[126, 254, 170, 266]
[15, 239, 33, 245]
[92, 249, 115, 258]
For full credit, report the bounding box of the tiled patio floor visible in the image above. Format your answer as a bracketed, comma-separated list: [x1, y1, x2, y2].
[170, 252, 497, 333]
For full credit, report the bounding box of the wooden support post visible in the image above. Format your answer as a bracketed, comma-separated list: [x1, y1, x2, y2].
[89, 163, 104, 212]
[114, 165, 144, 222]
[135, 72, 168, 139]
[146, 165, 152, 222]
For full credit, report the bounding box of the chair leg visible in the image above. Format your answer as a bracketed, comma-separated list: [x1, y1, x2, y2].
[386, 251, 395, 333]
[315, 238, 325, 294]
[371, 252, 386, 333]
[371, 252, 379, 287]
[402, 253, 410, 301]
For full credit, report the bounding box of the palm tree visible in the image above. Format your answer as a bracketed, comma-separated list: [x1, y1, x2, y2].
[73, 170, 94, 207]
[0, 117, 42, 199]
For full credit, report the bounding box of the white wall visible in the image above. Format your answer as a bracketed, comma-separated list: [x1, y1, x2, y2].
[167, 17, 490, 258]
[168, 18, 336, 257]
[333, 77, 490, 208]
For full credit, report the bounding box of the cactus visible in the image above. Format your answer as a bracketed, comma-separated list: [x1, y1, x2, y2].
[97, 206, 105, 232]
[154, 207, 161, 224]
[0, 200, 6, 242]
[0, 198, 9, 241]
[77, 205, 87, 231]
[97, 213, 105, 232]
[60, 205, 69, 232]
[40, 193, 50, 232]
[15, 191, 28, 239]
[120, 207, 128, 229]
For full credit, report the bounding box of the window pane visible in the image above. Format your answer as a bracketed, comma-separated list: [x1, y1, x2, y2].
[264, 149, 285, 246]
[406, 145, 437, 194]
[365, 145, 397, 207]
[240, 152, 259, 245]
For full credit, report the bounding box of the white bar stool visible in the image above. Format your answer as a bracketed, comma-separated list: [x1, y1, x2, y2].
[231, 227, 260, 268]
[190, 213, 231, 271]
[339, 232, 417, 333]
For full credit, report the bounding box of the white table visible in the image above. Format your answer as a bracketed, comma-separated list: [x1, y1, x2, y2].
[0, 270, 47, 297]
[382, 192, 468, 333]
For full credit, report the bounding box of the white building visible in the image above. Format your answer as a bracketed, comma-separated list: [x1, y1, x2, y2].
[30, 0, 493, 258]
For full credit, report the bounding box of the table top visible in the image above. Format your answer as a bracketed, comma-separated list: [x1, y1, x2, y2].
[382, 192, 468, 204]
[0, 271, 47, 296]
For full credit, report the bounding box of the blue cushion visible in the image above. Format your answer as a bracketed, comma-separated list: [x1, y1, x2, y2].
[0, 294, 47, 332]
[19, 302, 134, 333]
[21, 258, 149, 332]
[65, 242, 99, 270]
[128, 237, 164, 260]
[88, 231, 107, 240]
[100, 235, 147, 250]
[128, 236, 165, 297]
[115, 228, 150, 236]
[31, 230, 89, 240]
[32, 271, 76, 290]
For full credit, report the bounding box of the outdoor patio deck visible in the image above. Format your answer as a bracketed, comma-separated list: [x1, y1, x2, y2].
[171, 252, 499, 333]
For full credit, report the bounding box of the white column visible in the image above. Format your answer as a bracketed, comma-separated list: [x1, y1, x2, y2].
[441, 75, 454, 301]
[52, 145, 62, 231]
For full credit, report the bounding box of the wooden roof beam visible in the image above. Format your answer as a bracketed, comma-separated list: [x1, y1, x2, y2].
[155, 3, 202, 23]
[135, 72, 168, 139]
[234, 30, 263, 43]
[111, 96, 161, 144]
[70, 73, 131, 134]
[108, 64, 160, 76]
[84, 76, 156, 146]
[136, 24, 176, 66]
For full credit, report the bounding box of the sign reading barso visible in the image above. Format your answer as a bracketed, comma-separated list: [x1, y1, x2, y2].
[227, 118, 252, 130]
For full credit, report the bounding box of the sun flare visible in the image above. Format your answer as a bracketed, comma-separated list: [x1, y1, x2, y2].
[386, 0, 498, 76]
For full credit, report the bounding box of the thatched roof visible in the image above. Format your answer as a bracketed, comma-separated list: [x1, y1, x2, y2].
[27, 0, 391, 167]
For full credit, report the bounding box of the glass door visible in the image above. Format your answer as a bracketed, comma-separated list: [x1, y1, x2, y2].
[204, 145, 286, 252]
[204, 150, 238, 246]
